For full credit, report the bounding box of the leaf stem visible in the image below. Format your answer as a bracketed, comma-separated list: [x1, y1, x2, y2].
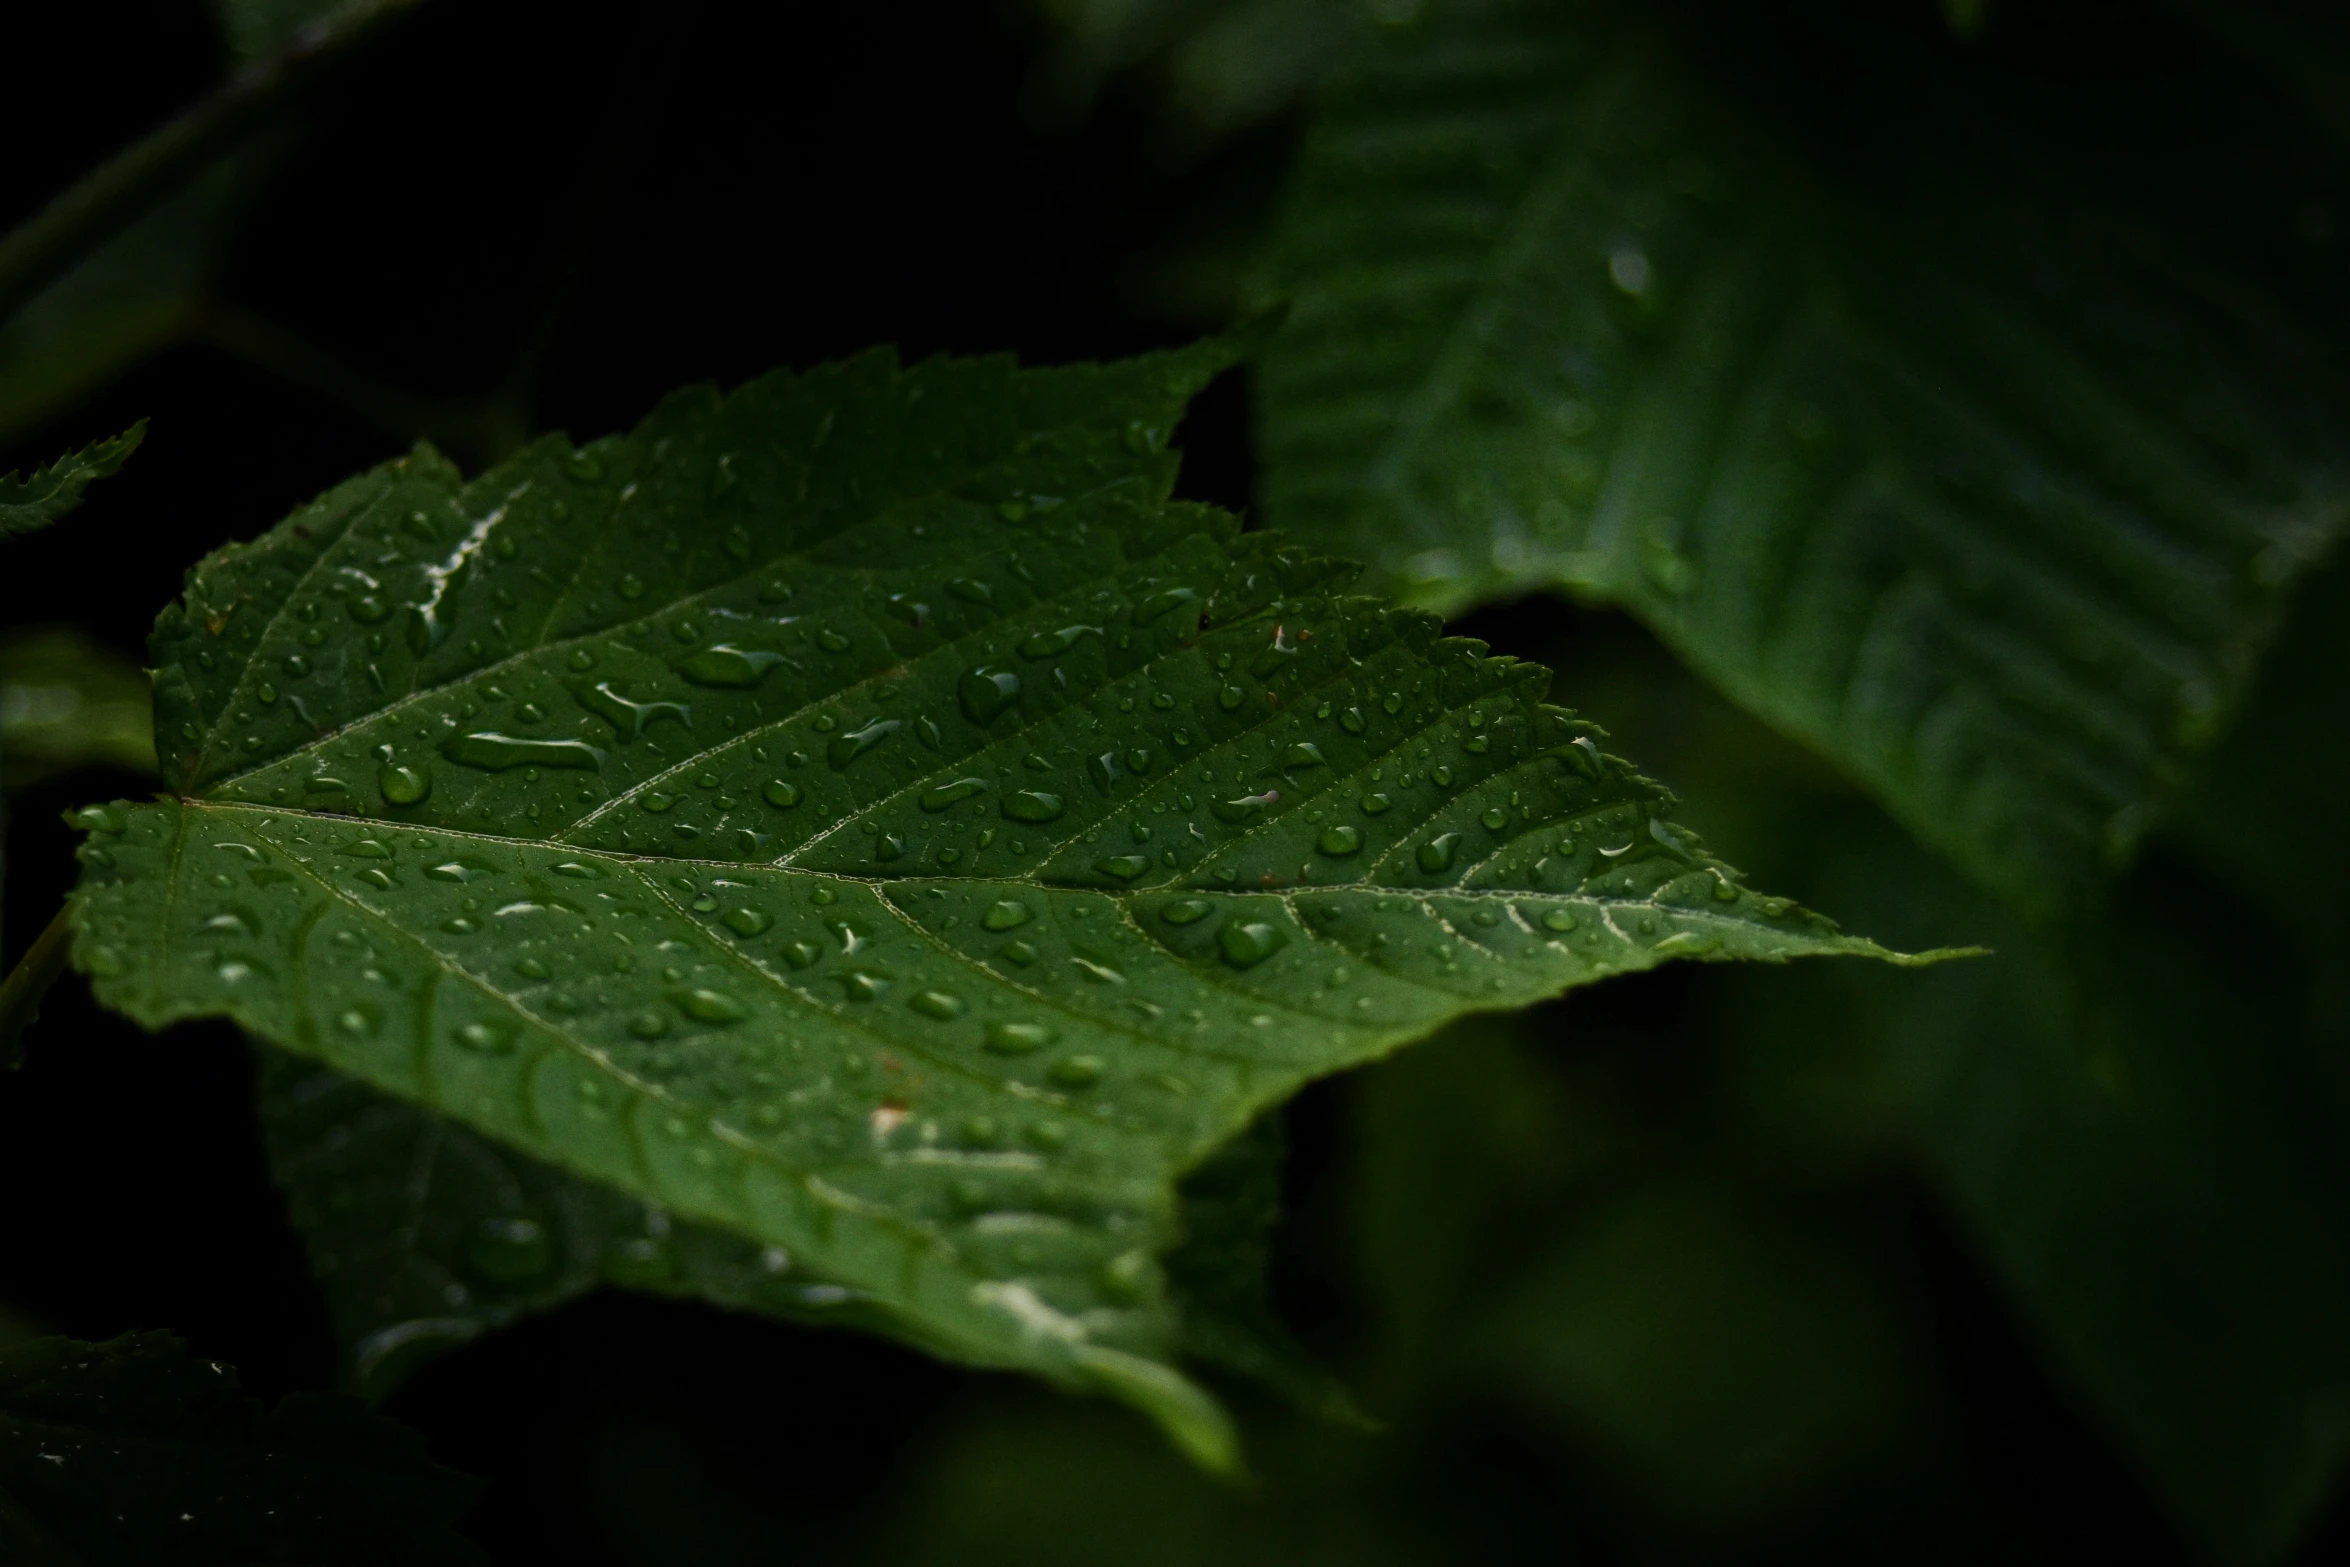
[0, 901, 74, 1069]
[0, 0, 425, 329]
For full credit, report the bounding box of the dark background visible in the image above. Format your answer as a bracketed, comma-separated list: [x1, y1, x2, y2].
[0, 2, 2331, 1560]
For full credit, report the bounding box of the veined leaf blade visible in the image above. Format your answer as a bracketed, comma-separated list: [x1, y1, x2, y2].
[71, 339, 1928, 1450]
[1256, 0, 2350, 917]
[0, 422, 145, 540]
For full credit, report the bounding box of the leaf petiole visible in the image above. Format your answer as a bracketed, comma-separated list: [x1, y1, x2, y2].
[0, 902, 74, 1069]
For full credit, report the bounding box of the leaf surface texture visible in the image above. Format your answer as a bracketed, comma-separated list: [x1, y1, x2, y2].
[1257, 0, 2350, 915]
[72, 339, 1920, 1450]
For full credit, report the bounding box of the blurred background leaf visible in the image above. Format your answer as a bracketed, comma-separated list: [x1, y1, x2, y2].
[0, 628, 156, 792]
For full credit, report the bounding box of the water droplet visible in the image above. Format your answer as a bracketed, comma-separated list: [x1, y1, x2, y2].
[843, 971, 888, 1002]
[71, 804, 128, 834]
[1481, 806, 1509, 830]
[724, 908, 773, 937]
[912, 990, 965, 1019]
[1017, 625, 1099, 659]
[676, 645, 790, 687]
[1317, 825, 1363, 856]
[782, 941, 820, 969]
[1161, 899, 1212, 925]
[617, 574, 646, 600]
[827, 718, 900, 769]
[958, 666, 1022, 723]
[983, 900, 1033, 932]
[1133, 585, 1198, 622]
[349, 594, 391, 624]
[377, 763, 433, 805]
[947, 577, 993, 603]
[1418, 833, 1461, 873]
[554, 861, 602, 879]
[1218, 684, 1246, 711]
[640, 792, 675, 814]
[84, 945, 125, 976]
[1216, 920, 1287, 969]
[921, 777, 988, 811]
[1003, 939, 1038, 965]
[457, 1019, 519, 1053]
[467, 1218, 553, 1285]
[424, 860, 487, 883]
[1541, 908, 1577, 932]
[1211, 790, 1280, 825]
[1654, 931, 1721, 957]
[336, 1003, 383, 1037]
[670, 988, 749, 1024]
[572, 679, 691, 739]
[1432, 764, 1455, 787]
[1284, 743, 1327, 769]
[629, 1009, 671, 1038]
[816, 629, 851, 653]
[1383, 692, 1404, 715]
[1002, 790, 1065, 823]
[442, 733, 605, 771]
[1096, 855, 1150, 880]
[1049, 1055, 1103, 1087]
[762, 779, 801, 809]
[984, 1021, 1055, 1054]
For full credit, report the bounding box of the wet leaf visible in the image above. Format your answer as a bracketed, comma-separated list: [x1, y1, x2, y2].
[0, 423, 143, 540]
[71, 336, 1935, 1462]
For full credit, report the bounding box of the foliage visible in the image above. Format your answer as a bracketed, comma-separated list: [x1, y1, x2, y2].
[0, 425, 143, 541]
[0, 1332, 482, 1564]
[67, 336, 1923, 1457]
[7, 0, 2350, 1560]
[1256, 0, 2350, 919]
[0, 629, 155, 792]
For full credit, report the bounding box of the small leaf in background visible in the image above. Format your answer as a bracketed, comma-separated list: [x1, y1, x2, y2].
[0, 1332, 481, 1564]
[0, 629, 155, 792]
[1256, 0, 2350, 918]
[0, 422, 144, 541]
[69, 337, 1933, 1459]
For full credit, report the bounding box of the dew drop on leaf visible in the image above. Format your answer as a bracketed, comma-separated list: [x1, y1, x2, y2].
[959, 666, 1021, 723]
[828, 718, 900, 769]
[984, 1021, 1055, 1054]
[921, 778, 988, 811]
[670, 988, 749, 1024]
[1161, 899, 1212, 925]
[378, 764, 432, 805]
[911, 990, 965, 1019]
[1418, 832, 1461, 873]
[456, 1019, 519, 1054]
[762, 779, 801, 809]
[1002, 790, 1064, 822]
[982, 900, 1033, 932]
[1216, 920, 1287, 969]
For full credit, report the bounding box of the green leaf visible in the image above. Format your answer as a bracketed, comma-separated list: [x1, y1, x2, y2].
[0, 423, 144, 540]
[0, 1332, 482, 1564]
[71, 339, 1930, 1457]
[1255, 0, 2350, 918]
[0, 629, 156, 792]
[255, 1045, 936, 1399]
[1797, 829, 2350, 1563]
[260, 1043, 1351, 1415]
[1155, 1109, 1362, 1422]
